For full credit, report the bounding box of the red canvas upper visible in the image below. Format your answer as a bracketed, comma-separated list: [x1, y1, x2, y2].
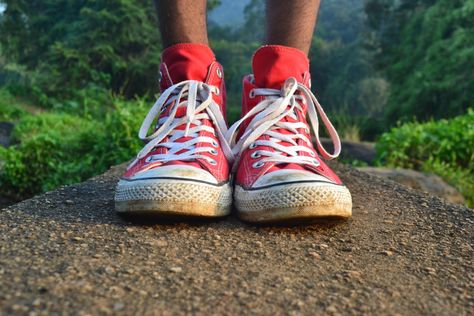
[123, 44, 230, 183]
[235, 45, 343, 188]
[253, 45, 309, 89]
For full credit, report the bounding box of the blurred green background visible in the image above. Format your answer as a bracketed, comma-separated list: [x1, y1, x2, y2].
[0, 0, 472, 205]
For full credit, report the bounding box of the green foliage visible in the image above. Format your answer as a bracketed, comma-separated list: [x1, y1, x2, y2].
[0, 89, 28, 121]
[376, 110, 474, 205]
[0, 97, 149, 199]
[0, 0, 161, 106]
[366, 0, 474, 122]
[310, 1, 389, 140]
[1, 0, 472, 204]
[0, 114, 99, 197]
[209, 0, 385, 135]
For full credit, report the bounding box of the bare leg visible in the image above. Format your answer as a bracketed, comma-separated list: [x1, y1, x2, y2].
[265, 0, 321, 54]
[154, 0, 209, 48]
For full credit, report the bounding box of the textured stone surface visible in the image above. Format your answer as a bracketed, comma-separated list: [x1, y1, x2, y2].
[358, 167, 466, 205]
[1, 163, 473, 315]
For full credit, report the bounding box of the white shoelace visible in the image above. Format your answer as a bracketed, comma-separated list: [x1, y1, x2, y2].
[129, 80, 233, 169]
[226, 77, 341, 172]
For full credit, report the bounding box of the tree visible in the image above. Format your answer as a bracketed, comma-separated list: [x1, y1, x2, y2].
[0, 0, 162, 104]
[365, 0, 474, 122]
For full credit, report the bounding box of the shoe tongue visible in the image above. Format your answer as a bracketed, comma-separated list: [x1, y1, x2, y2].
[251, 46, 312, 174]
[159, 43, 215, 118]
[252, 45, 309, 89]
[161, 43, 215, 84]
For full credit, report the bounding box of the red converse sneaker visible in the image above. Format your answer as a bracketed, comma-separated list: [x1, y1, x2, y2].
[227, 45, 352, 223]
[115, 44, 233, 217]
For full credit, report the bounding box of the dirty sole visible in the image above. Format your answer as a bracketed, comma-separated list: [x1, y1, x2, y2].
[115, 179, 232, 217]
[235, 182, 352, 223]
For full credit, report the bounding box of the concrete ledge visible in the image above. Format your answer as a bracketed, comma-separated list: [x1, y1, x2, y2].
[1, 162, 472, 315]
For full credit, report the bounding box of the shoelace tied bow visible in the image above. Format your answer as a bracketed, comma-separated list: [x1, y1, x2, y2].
[129, 80, 233, 168]
[226, 77, 341, 172]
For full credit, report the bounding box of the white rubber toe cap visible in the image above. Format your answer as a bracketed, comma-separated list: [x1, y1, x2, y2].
[252, 169, 333, 188]
[125, 165, 218, 184]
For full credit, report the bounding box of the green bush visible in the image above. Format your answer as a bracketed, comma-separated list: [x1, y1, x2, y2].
[0, 89, 28, 121]
[366, 0, 474, 122]
[376, 109, 474, 206]
[0, 97, 149, 199]
[0, 0, 161, 105]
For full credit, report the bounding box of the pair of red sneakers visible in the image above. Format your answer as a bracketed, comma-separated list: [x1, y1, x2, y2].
[115, 44, 352, 223]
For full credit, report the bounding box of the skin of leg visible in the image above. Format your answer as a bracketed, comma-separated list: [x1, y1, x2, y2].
[265, 0, 321, 54]
[154, 0, 209, 48]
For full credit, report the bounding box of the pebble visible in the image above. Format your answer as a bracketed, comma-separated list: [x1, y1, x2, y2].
[113, 302, 125, 311]
[282, 277, 292, 283]
[308, 252, 321, 259]
[11, 304, 26, 312]
[294, 300, 305, 308]
[326, 305, 338, 313]
[65, 200, 74, 205]
[105, 266, 115, 274]
[169, 267, 182, 273]
[380, 250, 394, 256]
[154, 240, 168, 247]
[423, 267, 436, 275]
[342, 270, 362, 279]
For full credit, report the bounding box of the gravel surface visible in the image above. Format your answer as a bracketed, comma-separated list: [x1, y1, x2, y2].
[1, 162, 473, 315]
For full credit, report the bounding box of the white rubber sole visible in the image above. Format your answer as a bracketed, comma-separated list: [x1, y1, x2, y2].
[234, 182, 352, 223]
[115, 178, 232, 217]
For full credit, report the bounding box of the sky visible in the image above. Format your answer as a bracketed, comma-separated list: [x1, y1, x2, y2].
[208, 0, 250, 26]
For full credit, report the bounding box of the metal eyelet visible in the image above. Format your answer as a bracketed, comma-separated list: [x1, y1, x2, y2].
[309, 151, 316, 157]
[252, 161, 264, 168]
[305, 127, 310, 133]
[216, 68, 223, 78]
[214, 87, 220, 96]
[209, 159, 217, 165]
[212, 140, 219, 148]
[210, 149, 218, 155]
[313, 159, 320, 166]
[250, 151, 261, 159]
[249, 142, 257, 149]
[249, 90, 256, 98]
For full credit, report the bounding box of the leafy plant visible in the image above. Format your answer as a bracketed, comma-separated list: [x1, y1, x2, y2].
[366, 0, 474, 122]
[0, 96, 150, 199]
[376, 110, 474, 206]
[0, 89, 28, 121]
[0, 0, 162, 105]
